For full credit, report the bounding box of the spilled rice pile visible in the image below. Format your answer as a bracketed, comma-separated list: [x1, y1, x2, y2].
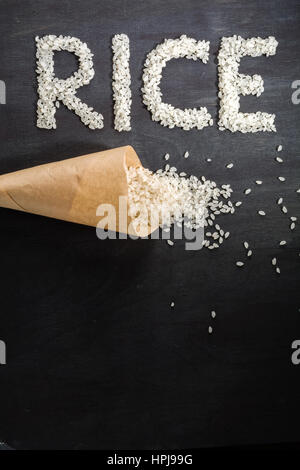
[127, 160, 234, 249]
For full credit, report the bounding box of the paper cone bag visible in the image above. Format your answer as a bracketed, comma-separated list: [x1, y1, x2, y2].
[0, 145, 156, 237]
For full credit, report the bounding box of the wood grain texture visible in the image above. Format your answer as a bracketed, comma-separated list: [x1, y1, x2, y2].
[0, 0, 299, 450]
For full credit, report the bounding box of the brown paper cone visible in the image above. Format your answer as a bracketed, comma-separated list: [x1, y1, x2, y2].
[0, 145, 157, 237]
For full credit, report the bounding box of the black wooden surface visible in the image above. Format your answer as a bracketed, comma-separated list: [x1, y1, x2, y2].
[0, 0, 300, 450]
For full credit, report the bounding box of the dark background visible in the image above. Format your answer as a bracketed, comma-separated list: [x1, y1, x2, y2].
[0, 0, 299, 450]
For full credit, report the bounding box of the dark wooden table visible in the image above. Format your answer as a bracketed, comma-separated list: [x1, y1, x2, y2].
[0, 0, 299, 450]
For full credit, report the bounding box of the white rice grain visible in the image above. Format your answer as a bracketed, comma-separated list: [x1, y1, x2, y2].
[218, 35, 277, 133]
[142, 35, 212, 130]
[112, 34, 132, 132]
[127, 162, 235, 245]
[36, 35, 104, 130]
